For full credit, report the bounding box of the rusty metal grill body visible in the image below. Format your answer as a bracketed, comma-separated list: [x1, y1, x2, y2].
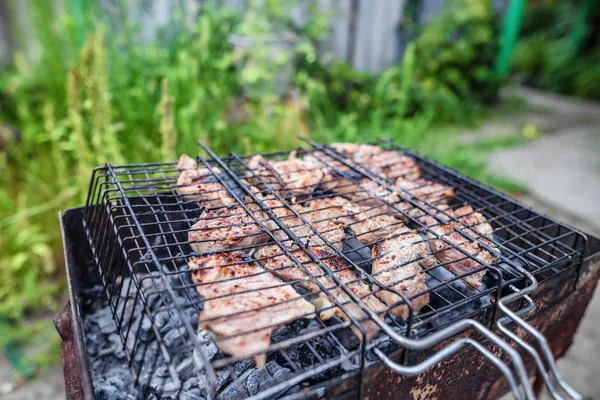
[74, 138, 592, 399]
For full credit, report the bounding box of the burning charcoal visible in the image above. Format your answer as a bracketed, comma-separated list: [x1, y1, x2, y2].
[154, 310, 171, 331]
[93, 368, 134, 400]
[217, 361, 293, 400]
[159, 380, 181, 397]
[231, 359, 255, 377]
[271, 325, 293, 343]
[154, 365, 171, 378]
[182, 376, 206, 398]
[97, 308, 117, 335]
[134, 341, 158, 364]
[163, 326, 187, 348]
[212, 369, 231, 392]
[176, 359, 195, 381]
[107, 334, 126, 359]
[195, 328, 218, 361]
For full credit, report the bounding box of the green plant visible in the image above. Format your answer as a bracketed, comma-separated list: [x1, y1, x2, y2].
[512, 0, 600, 100]
[0, 0, 517, 373]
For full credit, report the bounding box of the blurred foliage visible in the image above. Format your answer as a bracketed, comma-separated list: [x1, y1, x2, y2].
[0, 0, 518, 369]
[512, 0, 600, 100]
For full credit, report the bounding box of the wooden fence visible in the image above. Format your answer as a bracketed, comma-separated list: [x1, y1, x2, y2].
[0, 0, 508, 73]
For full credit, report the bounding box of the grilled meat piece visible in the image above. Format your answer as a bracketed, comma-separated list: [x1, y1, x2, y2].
[176, 154, 234, 208]
[452, 205, 496, 246]
[317, 176, 404, 220]
[347, 202, 403, 244]
[259, 196, 346, 249]
[274, 217, 345, 249]
[188, 205, 269, 254]
[298, 196, 402, 245]
[246, 154, 324, 197]
[189, 252, 314, 368]
[371, 228, 435, 319]
[330, 143, 420, 181]
[257, 245, 385, 340]
[395, 178, 454, 204]
[416, 206, 496, 288]
[297, 196, 355, 226]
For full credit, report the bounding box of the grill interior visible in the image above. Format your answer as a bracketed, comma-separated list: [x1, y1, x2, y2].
[81, 138, 587, 399]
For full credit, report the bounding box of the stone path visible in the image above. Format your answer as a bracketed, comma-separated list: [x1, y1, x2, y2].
[489, 87, 600, 239]
[1, 86, 599, 399]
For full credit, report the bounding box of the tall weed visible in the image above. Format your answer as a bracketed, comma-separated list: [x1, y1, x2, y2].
[0, 0, 517, 368]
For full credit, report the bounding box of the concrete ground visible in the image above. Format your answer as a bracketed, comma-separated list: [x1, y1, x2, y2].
[1, 87, 599, 399]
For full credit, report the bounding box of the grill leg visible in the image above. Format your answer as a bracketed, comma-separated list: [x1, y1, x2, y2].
[54, 302, 85, 400]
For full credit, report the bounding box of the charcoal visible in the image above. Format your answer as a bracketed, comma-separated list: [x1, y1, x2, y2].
[158, 380, 181, 396]
[153, 365, 171, 378]
[271, 325, 293, 343]
[176, 359, 195, 381]
[134, 341, 158, 364]
[195, 328, 218, 361]
[232, 359, 255, 376]
[97, 308, 117, 334]
[107, 334, 126, 359]
[183, 376, 200, 391]
[163, 326, 187, 348]
[217, 361, 294, 400]
[154, 310, 171, 330]
[212, 369, 231, 391]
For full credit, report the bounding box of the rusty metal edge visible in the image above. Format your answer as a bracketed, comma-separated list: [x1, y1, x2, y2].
[56, 208, 94, 400]
[323, 251, 600, 399]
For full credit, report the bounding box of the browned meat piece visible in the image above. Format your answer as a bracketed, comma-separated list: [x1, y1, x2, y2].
[330, 143, 420, 181]
[330, 143, 383, 162]
[274, 217, 345, 249]
[297, 196, 402, 245]
[417, 207, 496, 288]
[442, 204, 499, 261]
[188, 205, 269, 254]
[259, 196, 346, 249]
[371, 228, 435, 319]
[257, 245, 385, 340]
[395, 178, 454, 204]
[349, 181, 406, 220]
[189, 253, 314, 368]
[297, 196, 355, 226]
[176, 154, 234, 208]
[347, 202, 403, 244]
[246, 154, 324, 197]
[452, 205, 495, 244]
[317, 175, 405, 220]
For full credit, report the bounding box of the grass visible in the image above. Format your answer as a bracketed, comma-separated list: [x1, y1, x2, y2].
[0, 0, 525, 375]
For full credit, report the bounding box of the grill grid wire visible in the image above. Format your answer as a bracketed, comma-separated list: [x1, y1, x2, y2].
[82, 139, 586, 399]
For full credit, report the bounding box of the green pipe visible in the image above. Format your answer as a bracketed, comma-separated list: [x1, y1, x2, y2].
[496, 0, 527, 77]
[568, 0, 597, 57]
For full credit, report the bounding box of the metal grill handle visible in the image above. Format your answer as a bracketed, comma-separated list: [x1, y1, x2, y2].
[497, 293, 582, 400]
[373, 317, 535, 400]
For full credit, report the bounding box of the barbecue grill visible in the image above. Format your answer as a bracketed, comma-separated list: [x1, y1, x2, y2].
[55, 137, 600, 400]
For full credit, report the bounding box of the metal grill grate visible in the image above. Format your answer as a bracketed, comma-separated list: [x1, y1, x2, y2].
[82, 138, 587, 399]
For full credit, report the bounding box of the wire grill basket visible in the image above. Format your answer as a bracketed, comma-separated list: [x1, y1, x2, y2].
[82, 137, 587, 399]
